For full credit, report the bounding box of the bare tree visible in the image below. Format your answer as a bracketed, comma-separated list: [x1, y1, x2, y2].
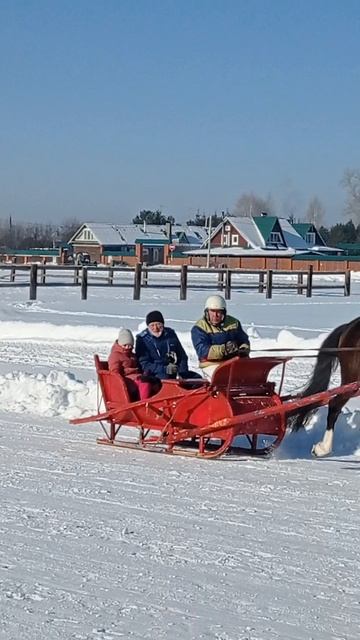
[233, 193, 274, 217]
[0, 217, 82, 248]
[59, 218, 81, 243]
[17, 222, 55, 248]
[0, 218, 12, 247]
[305, 196, 325, 227]
[281, 188, 303, 221]
[341, 169, 360, 222]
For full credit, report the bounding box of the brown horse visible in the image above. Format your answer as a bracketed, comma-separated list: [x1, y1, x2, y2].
[289, 316, 360, 456]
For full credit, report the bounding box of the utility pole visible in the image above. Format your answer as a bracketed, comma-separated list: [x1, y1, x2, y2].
[206, 215, 212, 268]
[221, 211, 225, 247]
[9, 214, 14, 247]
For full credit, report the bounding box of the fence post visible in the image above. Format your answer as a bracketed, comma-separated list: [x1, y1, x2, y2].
[306, 265, 313, 298]
[142, 265, 148, 287]
[297, 272, 304, 295]
[258, 271, 265, 293]
[29, 264, 38, 300]
[344, 269, 351, 296]
[10, 257, 16, 282]
[180, 265, 188, 300]
[225, 269, 231, 300]
[108, 265, 114, 285]
[81, 267, 88, 300]
[74, 266, 80, 285]
[217, 270, 224, 291]
[133, 263, 142, 300]
[266, 269, 273, 299]
[41, 258, 46, 284]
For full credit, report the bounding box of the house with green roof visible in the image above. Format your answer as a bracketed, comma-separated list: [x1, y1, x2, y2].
[253, 216, 287, 247]
[202, 214, 311, 252]
[292, 223, 326, 248]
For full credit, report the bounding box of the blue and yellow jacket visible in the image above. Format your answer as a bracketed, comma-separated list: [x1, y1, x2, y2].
[191, 315, 250, 369]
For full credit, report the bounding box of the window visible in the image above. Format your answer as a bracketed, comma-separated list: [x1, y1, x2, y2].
[82, 229, 93, 241]
[232, 234, 239, 245]
[269, 232, 283, 244]
[223, 235, 228, 245]
[143, 247, 149, 256]
[225, 225, 231, 231]
[306, 232, 316, 245]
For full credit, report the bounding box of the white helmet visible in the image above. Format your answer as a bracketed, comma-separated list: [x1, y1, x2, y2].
[204, 295, 226, 311]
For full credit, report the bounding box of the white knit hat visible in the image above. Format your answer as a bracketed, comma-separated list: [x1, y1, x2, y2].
[117, 327, 134, 346]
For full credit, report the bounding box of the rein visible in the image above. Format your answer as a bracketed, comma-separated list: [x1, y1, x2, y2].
[251, 347, 360, 354]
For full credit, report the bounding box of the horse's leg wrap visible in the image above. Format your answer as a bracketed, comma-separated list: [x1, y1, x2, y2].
[312, 429, 334, 457]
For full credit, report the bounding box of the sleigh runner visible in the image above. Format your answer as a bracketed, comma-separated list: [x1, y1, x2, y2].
[70, 354, 360, 459]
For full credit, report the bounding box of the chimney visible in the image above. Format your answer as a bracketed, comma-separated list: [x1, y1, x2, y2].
[165, 220, 172, 243]
[261, 211, 268, 217]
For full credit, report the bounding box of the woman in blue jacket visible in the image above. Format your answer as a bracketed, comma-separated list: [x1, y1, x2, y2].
[136, 310, 195, 380]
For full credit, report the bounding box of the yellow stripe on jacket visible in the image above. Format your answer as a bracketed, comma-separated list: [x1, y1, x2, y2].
[191, 315, 248, 369]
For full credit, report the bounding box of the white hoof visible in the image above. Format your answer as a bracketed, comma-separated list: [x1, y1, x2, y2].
[312, 442, 331, 457]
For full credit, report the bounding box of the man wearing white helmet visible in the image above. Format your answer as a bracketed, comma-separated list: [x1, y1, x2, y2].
[191, 294, 250, 378]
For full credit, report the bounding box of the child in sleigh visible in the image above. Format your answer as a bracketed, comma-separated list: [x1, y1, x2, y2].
[108, 328, 159, 401]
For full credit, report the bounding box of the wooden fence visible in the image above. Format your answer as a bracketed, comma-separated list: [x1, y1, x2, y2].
[0, 263, 352, 300]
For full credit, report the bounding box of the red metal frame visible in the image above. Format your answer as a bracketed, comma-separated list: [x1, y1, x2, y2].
[70, 355, 360, 459]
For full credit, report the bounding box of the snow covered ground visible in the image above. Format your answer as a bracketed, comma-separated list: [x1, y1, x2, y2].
[0, 282, 359, 639]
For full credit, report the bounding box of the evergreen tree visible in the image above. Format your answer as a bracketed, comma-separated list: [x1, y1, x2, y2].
[328, 220, 356, 244]
[132, 210, 175, 225]
[186, 212, 224, 227]
[318, 225, 330, 243]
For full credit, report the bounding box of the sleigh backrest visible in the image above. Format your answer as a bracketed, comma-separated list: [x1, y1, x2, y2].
[211, 356, 289, 391]
[94, 354, 131, 408]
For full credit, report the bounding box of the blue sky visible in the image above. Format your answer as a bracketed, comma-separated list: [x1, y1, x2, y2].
[1, 0, 360, 225]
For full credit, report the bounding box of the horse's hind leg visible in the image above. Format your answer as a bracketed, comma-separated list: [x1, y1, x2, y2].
[312, 396, 347, 457]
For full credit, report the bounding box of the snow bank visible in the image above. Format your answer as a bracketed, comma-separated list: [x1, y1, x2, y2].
[0, 320, 117, 344]
[0, 370, 97, 418]
[277, 409, 360, 459]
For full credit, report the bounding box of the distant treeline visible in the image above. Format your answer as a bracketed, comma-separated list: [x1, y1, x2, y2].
[319, 220, 360, 245]
[0, 218, 80, 249]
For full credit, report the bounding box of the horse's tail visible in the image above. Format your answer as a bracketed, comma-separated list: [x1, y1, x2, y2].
[289, 322, 347, 431]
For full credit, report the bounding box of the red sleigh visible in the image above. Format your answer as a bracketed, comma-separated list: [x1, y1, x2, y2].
[70, 354, 360, 459]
